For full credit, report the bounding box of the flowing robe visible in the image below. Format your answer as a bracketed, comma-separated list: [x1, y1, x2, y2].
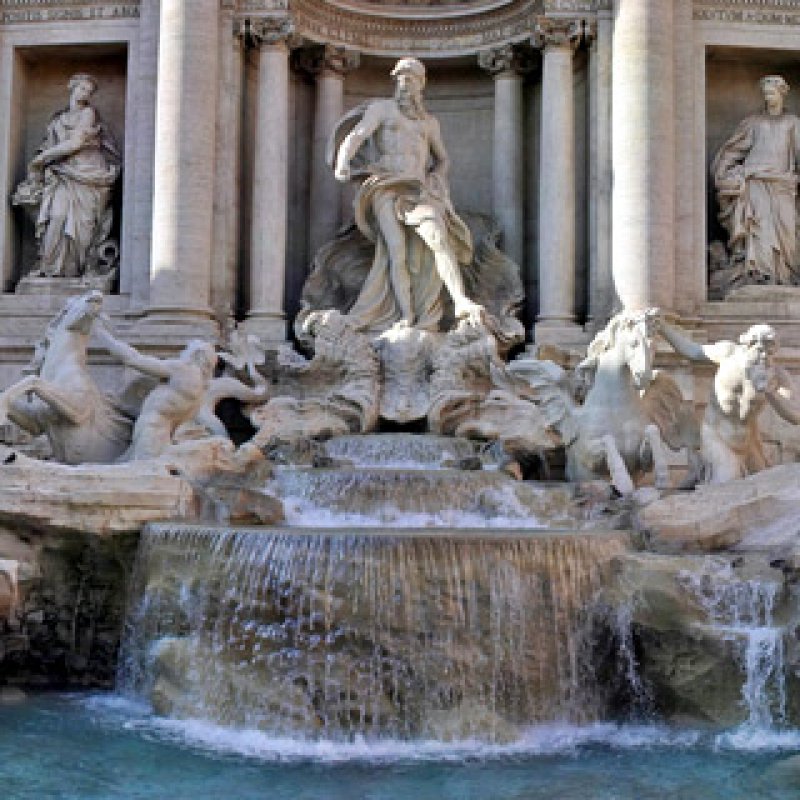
[35, 112, 120, 277]
[332, 102, 473, 333]
[712, 113, 800, 284]
[349, 172, 473, 332]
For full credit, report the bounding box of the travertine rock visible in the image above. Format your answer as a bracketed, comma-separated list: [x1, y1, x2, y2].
[637, 462, 800, 553]
[607, 552, 800, 726]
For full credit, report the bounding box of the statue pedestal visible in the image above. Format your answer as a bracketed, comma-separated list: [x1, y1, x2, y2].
[15, 272, 116, 297]
[702, 284, 800, 350]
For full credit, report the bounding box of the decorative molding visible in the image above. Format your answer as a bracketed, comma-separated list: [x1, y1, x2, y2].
[477, 44, 536, 76]
[544, 0, 609, 11]
[279, 0, 545, 57]
[532, 15, 585, 50]
[694, 0, 800, 25]
[237, 14, 299, 47]
[0, 0, 139, 24]
[294, 43, 360, 78]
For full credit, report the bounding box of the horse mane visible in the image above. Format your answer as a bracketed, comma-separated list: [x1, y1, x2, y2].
[587, 310, 653, 359]
[587, 313, 626, 359]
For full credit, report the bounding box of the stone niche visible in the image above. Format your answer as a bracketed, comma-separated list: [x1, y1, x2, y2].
[705, 46, 800, 296]
[7, 44, 127, 292]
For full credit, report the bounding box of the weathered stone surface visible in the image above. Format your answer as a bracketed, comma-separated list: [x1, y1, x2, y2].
[0, 456, 195, 537]
[637, 463, 800, 553]
[0, 526, 139, 688]
[606, 552, 800, 726]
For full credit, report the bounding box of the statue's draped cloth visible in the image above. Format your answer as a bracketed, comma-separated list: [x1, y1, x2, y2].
[36, 114, 120, 277]
[713, 114, 800, 284]
[333, 105, 473, 333]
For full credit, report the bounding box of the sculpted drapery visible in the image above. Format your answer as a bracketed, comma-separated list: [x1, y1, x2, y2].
[330, 58, 481, 334]
[712, 75, 800, 286]
[14, 73, 121, 279]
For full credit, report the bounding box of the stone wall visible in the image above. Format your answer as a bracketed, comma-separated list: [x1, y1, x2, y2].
[0, 527, 138, 688]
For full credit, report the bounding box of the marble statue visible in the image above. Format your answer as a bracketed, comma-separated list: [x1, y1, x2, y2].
[657, 320, 800, 483]
[329, 57, 484, 332]
[712, 75, 800, 288]
[428, 319, 567, 475]
[12, 73, 121, 280]
[564, 310, 693, 495]
[0, 290, 132, 464]
[94, 327, 266, 461]
[244, 309, 381, 449]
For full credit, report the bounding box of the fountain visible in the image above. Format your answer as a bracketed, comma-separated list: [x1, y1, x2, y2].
[118, 512, 630, 741]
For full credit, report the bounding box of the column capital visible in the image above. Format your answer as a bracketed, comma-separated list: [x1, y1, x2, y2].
[477, 45, 535, 78]
[236, 15, 300, 49]
[532, 17, 586, 52]
[294, 44, 361, 79]
[583, 19, 598, 47]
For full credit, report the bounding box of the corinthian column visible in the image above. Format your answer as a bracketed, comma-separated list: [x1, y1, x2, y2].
[148, 0, 219, 320]
[612, 0, 675, 311]
[305, 45, 360, 256]
[478, 45, 530, 269]
[247, 17, 295, 341]
[533, 18, 584, 344]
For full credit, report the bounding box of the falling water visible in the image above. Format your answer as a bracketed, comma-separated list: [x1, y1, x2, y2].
[322, 434, 480, 469]
[678, 560, 786, 730]
[271, 468, 587, 529]
[118, 524, 629, 742]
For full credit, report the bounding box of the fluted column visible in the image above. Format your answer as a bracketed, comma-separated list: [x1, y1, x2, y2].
[305, 45, 360, 257]
[148, 0, 219, 320]
[246, 17, 295, 341]
[587, 14, 614, 325]
[478, 45, 530, 269]
[533, 18, 584, 343]
[612, 0, 675, 311]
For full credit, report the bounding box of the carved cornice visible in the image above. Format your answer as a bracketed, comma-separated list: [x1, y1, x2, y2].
[477, 44, 535, 76]
[531, 15, 585, 50]
[694, 0, 800, 25]
[0, 0, 139, 25]
[236, 0, 546, 57]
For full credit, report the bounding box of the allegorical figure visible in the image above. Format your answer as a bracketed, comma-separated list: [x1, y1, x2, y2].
[331, 57, 483, 332]
[13, 73, 121, 278]
[94, 326, 266, 461]
[712, 75, 800, 286]
[658, 319, 800, 483]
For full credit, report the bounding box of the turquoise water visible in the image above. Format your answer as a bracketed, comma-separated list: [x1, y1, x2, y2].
[2, 695, 800, 800]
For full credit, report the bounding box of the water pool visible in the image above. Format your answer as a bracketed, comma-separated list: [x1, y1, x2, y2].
[1, 694, 799, 800]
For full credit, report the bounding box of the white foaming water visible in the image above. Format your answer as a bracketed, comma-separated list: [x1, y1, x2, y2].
[678, 559, 787, 732]
[279, 485, 545, 529]
[84, 694, 704, 763]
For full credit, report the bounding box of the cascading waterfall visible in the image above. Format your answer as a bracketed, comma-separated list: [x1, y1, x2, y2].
[678, 560, 786, 730]
[118, 524, 629, 742]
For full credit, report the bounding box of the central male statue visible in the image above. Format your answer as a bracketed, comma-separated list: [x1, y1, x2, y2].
[331, 57, 483, 332]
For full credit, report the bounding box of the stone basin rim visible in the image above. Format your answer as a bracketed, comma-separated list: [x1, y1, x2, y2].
[144, 522, 633, 542]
